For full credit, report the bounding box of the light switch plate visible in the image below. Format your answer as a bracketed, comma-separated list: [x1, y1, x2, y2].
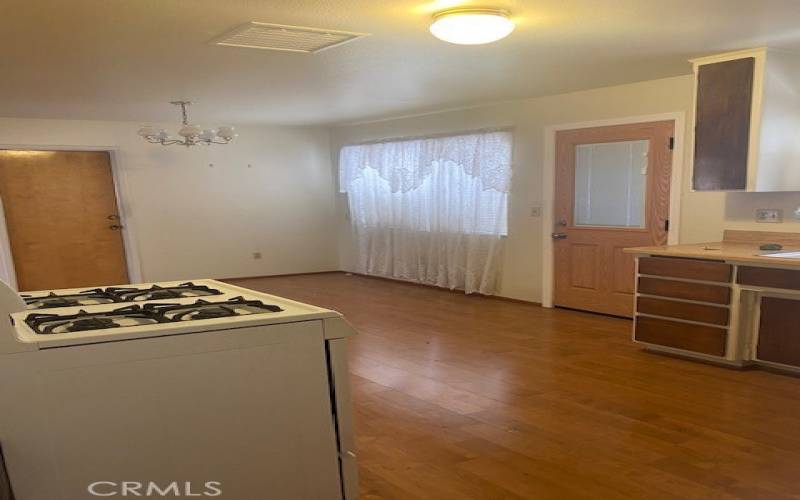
[755, 208, 783, 223]
[530, 206, 542, 217]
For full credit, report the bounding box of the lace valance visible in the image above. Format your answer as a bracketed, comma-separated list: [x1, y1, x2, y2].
[339, 130, 512, 193]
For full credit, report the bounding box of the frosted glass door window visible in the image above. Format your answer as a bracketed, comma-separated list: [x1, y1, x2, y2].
[574, 140, 648, 228]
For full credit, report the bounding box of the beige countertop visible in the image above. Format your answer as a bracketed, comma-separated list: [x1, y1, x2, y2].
[624, 240, 800, 266]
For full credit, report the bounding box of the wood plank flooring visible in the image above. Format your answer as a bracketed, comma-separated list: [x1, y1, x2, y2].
[227, 273, 800, 500]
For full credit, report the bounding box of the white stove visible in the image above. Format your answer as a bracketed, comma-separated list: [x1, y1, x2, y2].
[0, 279, 358, 500]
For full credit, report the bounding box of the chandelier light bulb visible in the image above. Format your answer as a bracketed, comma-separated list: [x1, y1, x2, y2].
[137, 126, 156, 137]
[178, 124, 202, 138]
[198, 129, 217, 141]
[217, 126, 236, 140]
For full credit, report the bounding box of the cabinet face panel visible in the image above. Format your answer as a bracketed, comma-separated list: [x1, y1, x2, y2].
[635, 316, 727, 356]
[757, 296, 800, 367]
[638, 277, 731, 304]
[693, 57, 754, 191]
[738, 266, 800, 290]
[638, 257, 732, 283]
[637, 297, 730, 326]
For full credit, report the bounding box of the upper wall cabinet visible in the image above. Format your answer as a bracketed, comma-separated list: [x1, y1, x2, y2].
[690, 48, 800, 192]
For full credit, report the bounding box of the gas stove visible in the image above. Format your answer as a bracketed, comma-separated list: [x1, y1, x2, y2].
[21, 282, 223, 309]
[0, 278, 359, 500]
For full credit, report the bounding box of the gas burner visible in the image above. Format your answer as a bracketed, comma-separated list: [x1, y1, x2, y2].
[145, 297, 283, 322]
[22, 289, 118, 310]
[25, 306, 165, 335]
[106, 282, 223, 302]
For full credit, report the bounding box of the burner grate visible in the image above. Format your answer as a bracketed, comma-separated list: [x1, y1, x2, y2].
[107, 282, 224, 302]
[22, 289, 118, 310]
[25, 306, 165, 335]
[22, 282, 224, 310]
[24, 297, 284, 335]
[146, 297, 284, 322]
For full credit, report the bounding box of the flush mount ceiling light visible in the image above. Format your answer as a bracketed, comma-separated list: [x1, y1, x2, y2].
[137, 101, 236, 147]
[429, 8, 515, 45]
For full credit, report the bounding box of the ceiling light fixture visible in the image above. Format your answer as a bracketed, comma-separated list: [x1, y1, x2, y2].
[429, 8, 515, 45]
[137, 101, 236, 147]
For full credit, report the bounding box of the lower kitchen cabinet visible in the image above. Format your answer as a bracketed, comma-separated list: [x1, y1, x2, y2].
[756, 296, 800, 368]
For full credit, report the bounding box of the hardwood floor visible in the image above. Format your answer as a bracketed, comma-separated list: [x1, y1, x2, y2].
[227, 273, 800, 500]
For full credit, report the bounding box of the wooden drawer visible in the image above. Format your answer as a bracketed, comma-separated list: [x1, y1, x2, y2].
[635, 316, 727, 356]
[638, 277, 731, 304]
[637, 297, 729, 326]
[738, 266, 800, 291]
[639, 256, 732, 283]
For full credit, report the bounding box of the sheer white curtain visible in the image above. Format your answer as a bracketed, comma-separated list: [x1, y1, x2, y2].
[339, 130, 512, 294]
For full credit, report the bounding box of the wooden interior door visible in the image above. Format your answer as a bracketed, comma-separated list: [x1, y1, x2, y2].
[0, 150, 129, 291]
[553, 121, 674, 317]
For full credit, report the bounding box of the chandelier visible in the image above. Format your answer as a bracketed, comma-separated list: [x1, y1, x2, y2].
[137, 101, 236, 147]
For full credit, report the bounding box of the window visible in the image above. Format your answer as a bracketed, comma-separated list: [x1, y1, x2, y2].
[338, 130, 512, 294]
[573, 140, 648, 228]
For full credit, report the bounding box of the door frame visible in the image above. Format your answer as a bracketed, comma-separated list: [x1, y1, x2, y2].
[0, 144, 143, 288]
[541, 112, 685, 308]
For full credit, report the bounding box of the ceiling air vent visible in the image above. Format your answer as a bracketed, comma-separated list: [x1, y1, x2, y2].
[212, 22, 369, 54]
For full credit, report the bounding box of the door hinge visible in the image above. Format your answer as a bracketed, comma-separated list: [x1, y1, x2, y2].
[664, 219, 670, 231]
[668, 137, 675, 150]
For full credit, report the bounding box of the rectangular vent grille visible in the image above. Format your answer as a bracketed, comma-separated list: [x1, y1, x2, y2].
[212, 22, 368, 54]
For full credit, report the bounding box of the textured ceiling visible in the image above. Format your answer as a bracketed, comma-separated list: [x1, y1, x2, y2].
[1, 0, 799, 126]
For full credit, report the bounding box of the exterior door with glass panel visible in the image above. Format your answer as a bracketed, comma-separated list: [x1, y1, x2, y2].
[553, 121, 673, 317]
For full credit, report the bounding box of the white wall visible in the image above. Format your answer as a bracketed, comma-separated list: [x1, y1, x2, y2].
[0, 118, 339, 282]
[332, 75, 730, 303]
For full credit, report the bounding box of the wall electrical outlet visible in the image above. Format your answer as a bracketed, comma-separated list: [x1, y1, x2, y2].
[794, 206, 800, 220]
[252, 252, 262, 260]
[755, 208, 783, 223]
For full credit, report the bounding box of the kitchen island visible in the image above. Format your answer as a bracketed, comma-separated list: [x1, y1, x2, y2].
[625, 230, 800, 374]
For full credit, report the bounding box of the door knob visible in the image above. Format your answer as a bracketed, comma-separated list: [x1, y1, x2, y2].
[552, 232, 567, 240]
[109, 224, 123, 231]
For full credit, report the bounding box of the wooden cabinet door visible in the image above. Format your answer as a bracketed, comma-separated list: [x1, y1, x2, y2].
[692, 57, 754, 191]
[756, 296, 800, 367]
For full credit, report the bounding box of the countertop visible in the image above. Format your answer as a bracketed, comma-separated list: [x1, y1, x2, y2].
[624, 241, 800, 267]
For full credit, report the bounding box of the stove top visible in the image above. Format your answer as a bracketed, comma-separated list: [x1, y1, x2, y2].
[5, 279, 347, 351]
[24, 297, 285, 335]
[21, 282, 223, 310]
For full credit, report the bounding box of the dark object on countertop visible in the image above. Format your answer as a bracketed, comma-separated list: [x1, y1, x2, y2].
[759, 243, 783, 251]
[0, 443, 13, 500]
